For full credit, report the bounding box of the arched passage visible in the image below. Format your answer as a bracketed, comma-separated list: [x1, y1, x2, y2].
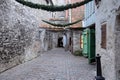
[57, 37, 63, 47]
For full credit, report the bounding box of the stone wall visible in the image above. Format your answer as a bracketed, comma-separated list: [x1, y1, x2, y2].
[72, 30, 81, 53]
[115, 12, 120, 80]
[0, 0, 67, 73]
[27, 0, 53, 27]
[38, 29, 64, 51]
[65, 30, 81, 54]
[30, 0, 66, 51]
[0, 0, 41, 73]
[65, 30, 73, 52]
[71, 0, 84, 28]
[52, 32, 58, 48]
[96, 0, 120, 80]
[52, 31, 64, 48]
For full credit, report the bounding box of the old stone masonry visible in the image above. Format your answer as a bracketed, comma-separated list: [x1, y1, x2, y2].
[0, 0, 42, 72]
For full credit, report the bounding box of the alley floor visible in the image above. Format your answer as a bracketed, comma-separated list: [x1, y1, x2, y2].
[0, 48, 96, 80]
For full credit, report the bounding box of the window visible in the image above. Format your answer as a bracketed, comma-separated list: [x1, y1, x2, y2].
[101, 23, 107, 49]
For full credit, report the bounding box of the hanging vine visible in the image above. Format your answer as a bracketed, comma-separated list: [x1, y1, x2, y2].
[15, 0, 93, 12]
[42, 19, 83, 27]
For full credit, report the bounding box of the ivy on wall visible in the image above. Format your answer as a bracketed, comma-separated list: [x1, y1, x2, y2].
[42, 19, 83, 27]
[15, 0, 93, 12]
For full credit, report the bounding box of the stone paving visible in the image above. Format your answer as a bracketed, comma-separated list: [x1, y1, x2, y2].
[0, 48, 96, 80]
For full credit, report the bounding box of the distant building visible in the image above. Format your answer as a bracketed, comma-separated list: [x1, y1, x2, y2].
[0, 0, 66, 73]
[64, 0, 84, 54]
[38, 0, 67, 51]
[70, 0, 84, 28]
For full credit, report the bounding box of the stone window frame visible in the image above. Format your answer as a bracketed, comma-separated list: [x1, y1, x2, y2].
[101, 22, 107, 49]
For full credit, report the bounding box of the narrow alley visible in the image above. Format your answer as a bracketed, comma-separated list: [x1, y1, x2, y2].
[0, 48, 95, 80]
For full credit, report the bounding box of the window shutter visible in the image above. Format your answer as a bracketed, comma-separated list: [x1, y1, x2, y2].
[101, 24, 107, 49]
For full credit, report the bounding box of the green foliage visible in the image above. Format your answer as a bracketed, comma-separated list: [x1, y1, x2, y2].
[15, 0, 93, 12]
[73, 50, 83, 56]
[42, 19, 82, 27]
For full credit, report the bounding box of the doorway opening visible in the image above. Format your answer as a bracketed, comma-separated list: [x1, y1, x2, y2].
[57, 37, 63, 47]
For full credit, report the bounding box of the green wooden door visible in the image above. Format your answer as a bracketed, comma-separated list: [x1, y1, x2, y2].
[82, 29, 89, 57]
[88, 29, 95, 63]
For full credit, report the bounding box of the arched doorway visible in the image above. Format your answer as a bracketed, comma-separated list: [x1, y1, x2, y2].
[57, 37, 63, 47]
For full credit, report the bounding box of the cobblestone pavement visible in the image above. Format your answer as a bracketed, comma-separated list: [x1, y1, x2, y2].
[0, 48, 96, 80]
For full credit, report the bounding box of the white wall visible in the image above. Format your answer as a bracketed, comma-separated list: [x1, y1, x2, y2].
[83, 1, 95, 27]
[96, 0, 120, 80]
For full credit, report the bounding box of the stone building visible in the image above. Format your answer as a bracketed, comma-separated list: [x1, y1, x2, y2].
[70, 0, 84, 54]
[65, 0, 84, 54]
[22, 0, 66, 52]
[81, 0, 95, 63]
[0, 0, 40, 73]
[83, 0, 95, 28]
[44, 0, 68, 49]
[0, 0, 66, 73]
[95, 0, 120, 80]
